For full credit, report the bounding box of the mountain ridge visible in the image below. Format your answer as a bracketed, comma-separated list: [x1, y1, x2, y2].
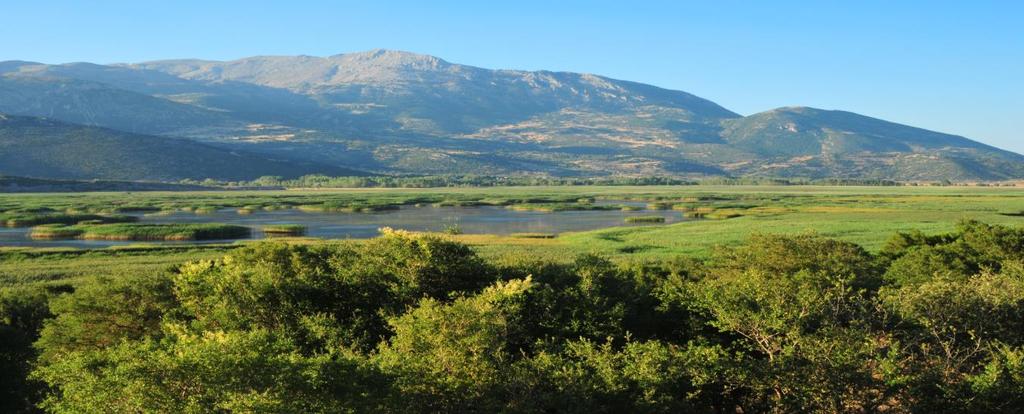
[0, 49, 1019, 181]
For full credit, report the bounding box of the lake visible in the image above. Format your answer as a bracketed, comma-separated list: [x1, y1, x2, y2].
[0, 204, 686, 248]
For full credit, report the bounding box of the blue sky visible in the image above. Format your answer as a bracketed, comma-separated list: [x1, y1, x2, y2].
[3, 1, 1022, 152]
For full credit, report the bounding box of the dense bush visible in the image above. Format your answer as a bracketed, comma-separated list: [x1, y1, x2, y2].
[7, 221, 1024, 412]
[1, 286, 54, 413]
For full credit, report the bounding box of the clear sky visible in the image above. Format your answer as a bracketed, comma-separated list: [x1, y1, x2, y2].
[3, 1, 1021, 153]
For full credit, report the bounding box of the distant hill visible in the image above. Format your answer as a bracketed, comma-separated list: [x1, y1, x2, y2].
[1, 50, 1021, 181]
[714, 107, 1024, 181]
[0, 114, 363, 181]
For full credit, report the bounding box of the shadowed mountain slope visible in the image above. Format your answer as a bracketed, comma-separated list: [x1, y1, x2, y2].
[0, 114, 363, 181]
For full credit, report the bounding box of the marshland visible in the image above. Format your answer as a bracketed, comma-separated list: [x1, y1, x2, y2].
[3, 185, 1022, 277]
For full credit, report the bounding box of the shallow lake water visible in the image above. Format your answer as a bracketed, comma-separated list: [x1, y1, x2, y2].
[0, 204, 686, 248]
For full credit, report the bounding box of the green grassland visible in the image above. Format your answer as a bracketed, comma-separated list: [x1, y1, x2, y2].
[1, 185, 1022, 287]
[453, 185, 1024, 260]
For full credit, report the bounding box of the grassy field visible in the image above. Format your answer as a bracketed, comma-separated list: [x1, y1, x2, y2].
[1, 185, 1022, 287]
[449, 185, 1024, 260]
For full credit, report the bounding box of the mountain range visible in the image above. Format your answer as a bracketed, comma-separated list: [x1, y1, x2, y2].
[1, 49, 1021, 182]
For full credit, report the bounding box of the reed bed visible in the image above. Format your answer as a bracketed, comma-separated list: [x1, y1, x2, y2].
[624, 216, 667, 224]
[262, 224, 308, 237]
[2, 213, 136, 228]
[298, 203, 402, 213]
[507, 203, 619, 212]
[29, 223, 251, 241]
[510, 233, 557, 239]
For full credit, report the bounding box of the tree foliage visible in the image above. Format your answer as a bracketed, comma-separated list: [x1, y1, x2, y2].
[9, 222, 1024, 412]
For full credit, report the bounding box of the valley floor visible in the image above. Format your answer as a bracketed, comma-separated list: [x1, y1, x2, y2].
[2, 185, 1022, 287]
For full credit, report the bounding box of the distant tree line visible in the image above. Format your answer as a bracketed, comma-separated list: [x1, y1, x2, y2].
[178, 174, 909, 189]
